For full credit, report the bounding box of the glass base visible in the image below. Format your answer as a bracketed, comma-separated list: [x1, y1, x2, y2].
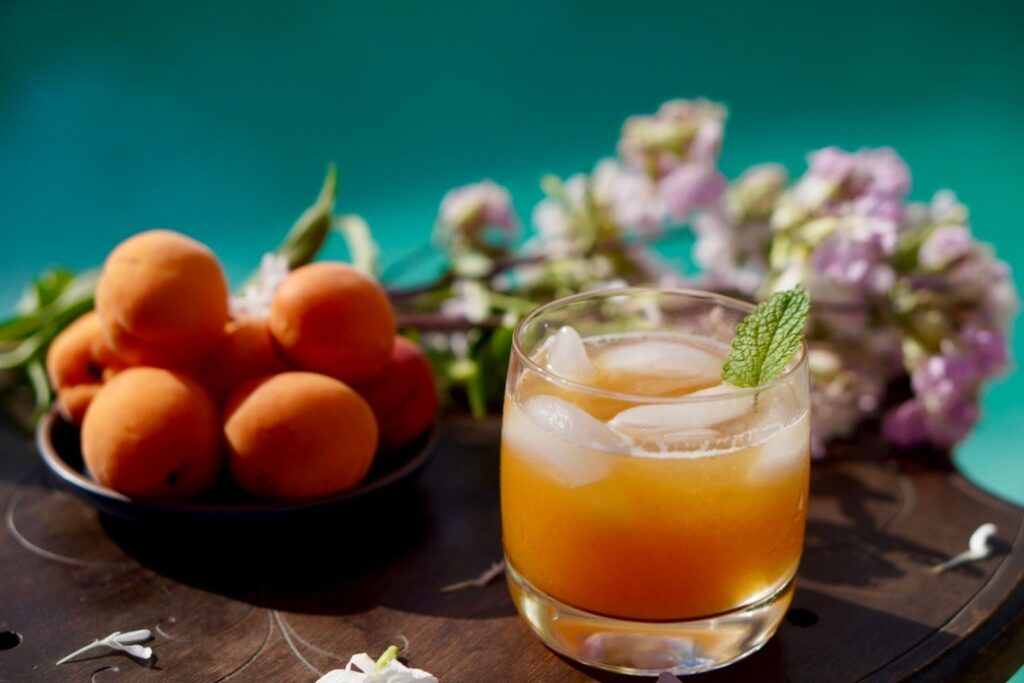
[506, 559, 794, 676]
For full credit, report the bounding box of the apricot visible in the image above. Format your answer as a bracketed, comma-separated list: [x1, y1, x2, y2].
[46, 311, 105, 389]
[57, 384, 102, 424]
[224, 372, 378, 500]
[198, 318, 290, 402]
[95, 229, 229, 368]
[355, 336, 438, 450]
[82, 368, 222, 499]
[46, 311, 108, 423]
[268, 262, 395, 384]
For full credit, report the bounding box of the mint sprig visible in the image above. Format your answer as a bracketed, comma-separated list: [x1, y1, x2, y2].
[722, 286, 810, 388]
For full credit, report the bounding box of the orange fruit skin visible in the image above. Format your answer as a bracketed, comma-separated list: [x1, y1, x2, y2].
[224, 371, 378, 500]
[46, 311, 111, 424]
[268, 263, 395, 384]
[95, 229, 229, 369]
[198, 318, 290, 403]
[57, 384, 102, 424]
[355, 337, 438, 450]
[46, 311, 105, 390]
[82, 368, 222, 499]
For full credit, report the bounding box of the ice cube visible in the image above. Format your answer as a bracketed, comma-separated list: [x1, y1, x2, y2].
[545, 326, 598, 382]
[503, 395, 629, 486]
[608, 384, 754, 438]
[747, 410, 809, 482]
[524, 395, 632, 450]
[597, 339, 723, 379]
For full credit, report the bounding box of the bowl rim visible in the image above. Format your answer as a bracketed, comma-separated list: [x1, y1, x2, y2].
[36, 406, 437, 515]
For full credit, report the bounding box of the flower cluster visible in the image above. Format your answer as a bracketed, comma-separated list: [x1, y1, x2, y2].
[881, 192, 1015, 447]
[398, 99, 1016, 454]
[690, 144, 1016, 452]
[435, 180, 519, 259]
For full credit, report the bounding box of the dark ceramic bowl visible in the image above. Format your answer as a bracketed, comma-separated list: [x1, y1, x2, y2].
[35, 407, 436, 523]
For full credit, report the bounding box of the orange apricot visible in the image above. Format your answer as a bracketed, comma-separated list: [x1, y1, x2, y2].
[224, 372, 378, 500]
[46, 311, 109, 424]
[95, 229, 229, 368]
[198, 318, 290, 402]
[57, 384, 102, 424]
[46, 311, 105, 390]
[81, 367, 222, 499]
[355, 336, 438, 450]
[268, 262, 395, 384]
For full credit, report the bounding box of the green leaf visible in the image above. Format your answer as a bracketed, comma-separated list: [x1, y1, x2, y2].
[1, 270, 97, 343]
[0, 271, 97, 346]
[722, 286, 810, 388]
[484, 324, 514, 400]
[17, 267, 75, 314]
[275, 163, 337, 271]
[335, 213, 380, 277]
[26, 359, 52, 424]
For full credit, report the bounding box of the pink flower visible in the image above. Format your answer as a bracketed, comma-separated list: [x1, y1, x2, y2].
[811, 233, 895, 293]
[436, 180, 519, 254]
[592, 160, 667, 236]
[792, 146, 911, 219]
[659, 165, 727, 223]
[618, 99, 726, 179]
[962, 325, 1009, 376]
[883, 399, 929, 446]
[807, 147, 856, 181]
[919, 225, 973, 270]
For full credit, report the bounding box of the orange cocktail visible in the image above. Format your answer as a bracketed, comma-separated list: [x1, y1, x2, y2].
[500, 289, 810, 675]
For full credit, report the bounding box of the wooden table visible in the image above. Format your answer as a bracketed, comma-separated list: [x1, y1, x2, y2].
[0, 415, 1021, 682]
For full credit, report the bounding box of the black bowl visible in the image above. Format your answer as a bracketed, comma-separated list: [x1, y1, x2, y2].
[35, 407, 436, 524]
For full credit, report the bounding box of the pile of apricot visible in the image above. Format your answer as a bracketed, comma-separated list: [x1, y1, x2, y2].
[46, 229, 438, 501]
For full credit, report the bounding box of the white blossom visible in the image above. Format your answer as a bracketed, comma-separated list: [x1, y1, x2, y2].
[316, 647, 437, 683]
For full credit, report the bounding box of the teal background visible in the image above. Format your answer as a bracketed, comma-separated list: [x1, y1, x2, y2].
[0, 4, 1022, 676]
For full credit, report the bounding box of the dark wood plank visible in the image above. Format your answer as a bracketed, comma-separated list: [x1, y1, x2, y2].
[0, 415, 1021, 682]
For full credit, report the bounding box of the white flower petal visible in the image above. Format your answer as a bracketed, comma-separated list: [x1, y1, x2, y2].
[113, 630, 152, 645]
[346, 653, 378, 672]
[319, 653, 438, 683]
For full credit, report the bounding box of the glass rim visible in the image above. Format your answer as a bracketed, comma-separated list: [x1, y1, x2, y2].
[510, 286, 809, 404]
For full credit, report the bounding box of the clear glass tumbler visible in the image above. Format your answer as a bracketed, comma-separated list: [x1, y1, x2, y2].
[501, 288, 810, 675]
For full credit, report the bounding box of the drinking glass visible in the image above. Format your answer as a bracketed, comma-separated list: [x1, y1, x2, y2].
[500, 288, 810, 675]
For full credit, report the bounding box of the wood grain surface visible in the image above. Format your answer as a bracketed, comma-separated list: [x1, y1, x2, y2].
[0, 415, 1021, 682]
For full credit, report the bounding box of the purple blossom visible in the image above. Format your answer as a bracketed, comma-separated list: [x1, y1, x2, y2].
[883, 397, 978, 449]
[659, 165, 727, 223]
[810, 233, 895, 293]
[883, 399, 929, 446]
[792, 147, 911, 220]
[436, 180, 519, 254]
[618, 99, 726, 179]
[886, 337, 1002, 449]
[919, 225, 973, 270]
[945, 246, 1019, 327]
[962, 325, 1009, 376]
[807, 147, 856, 180]
[854, 148, 911, 198]
[912, 354, 976, 410]
[592, 160, 666, 236]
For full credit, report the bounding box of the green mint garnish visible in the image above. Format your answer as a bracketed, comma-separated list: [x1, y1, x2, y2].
[722, 286, 810, 388]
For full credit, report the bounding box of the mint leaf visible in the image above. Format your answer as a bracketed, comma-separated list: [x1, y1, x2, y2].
[722, 286, 810, 388]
